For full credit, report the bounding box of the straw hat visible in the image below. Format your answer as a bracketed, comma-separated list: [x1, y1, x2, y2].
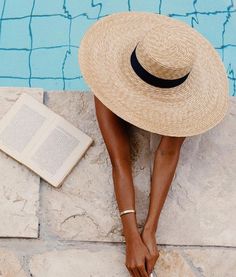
[78, 11, 229, 137]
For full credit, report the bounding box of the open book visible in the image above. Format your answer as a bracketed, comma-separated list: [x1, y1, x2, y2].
[0, 93, 93, 187]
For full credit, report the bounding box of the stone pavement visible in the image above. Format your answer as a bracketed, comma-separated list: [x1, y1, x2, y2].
[0, 87, 235, 276]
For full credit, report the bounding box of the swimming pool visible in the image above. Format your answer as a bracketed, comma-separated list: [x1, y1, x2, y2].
[0, 0, 235, 95]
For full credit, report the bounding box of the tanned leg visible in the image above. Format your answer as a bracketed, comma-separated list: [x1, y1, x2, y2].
[141, 135, 186, 272]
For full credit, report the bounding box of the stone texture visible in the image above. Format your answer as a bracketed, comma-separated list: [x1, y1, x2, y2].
[0, 87, 43, 237]
[0, 89, 235, 277]
[29, 246, 129, 277]
[28, 246, 193, 277]
[40, 91, 151, 241]
[40, 92, 236, 247]
[0, 248, 27, 277]
[182, 247, 236, 277]
[150, 97, 236, 246]
[28, 245, 236, 277]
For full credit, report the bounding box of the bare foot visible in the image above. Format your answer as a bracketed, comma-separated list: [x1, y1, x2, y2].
[140, 228, 159, 275]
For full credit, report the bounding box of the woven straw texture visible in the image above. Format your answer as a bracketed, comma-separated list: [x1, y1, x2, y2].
[78, 11, 229, 137]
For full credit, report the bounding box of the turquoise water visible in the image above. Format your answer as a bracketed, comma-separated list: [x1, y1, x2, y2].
[0, 0, 235, 95]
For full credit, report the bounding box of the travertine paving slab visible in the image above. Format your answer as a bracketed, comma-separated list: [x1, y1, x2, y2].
[29, 247, 128, 277]
[41, 92, 236, 246]
[28, 246, 192, 277]
[40, 91, 151, 241]
[0, 248, 27, 277]
[0, 87, 43, 237]
[182, 247, 236, 277]
[28, 245, 236, 277]
[150, 97, 236, 246]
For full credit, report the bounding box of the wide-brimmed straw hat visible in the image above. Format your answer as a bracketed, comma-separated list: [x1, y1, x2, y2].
[78, 11, 229, 137]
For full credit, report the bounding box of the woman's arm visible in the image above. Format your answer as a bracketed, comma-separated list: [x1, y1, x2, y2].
[143, 135, 186, 234]
[94, 95, 151, 276]
[94, 95, 138, 240]
[138, 135, 186, 275]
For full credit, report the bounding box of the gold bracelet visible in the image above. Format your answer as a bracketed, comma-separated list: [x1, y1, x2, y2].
[120, 209, 136, 217]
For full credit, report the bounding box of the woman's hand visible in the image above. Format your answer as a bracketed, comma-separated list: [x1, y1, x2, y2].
[125, 234, 152, 277]
[140, 227, 159, 275]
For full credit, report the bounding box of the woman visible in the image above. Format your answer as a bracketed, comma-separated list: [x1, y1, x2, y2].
[78, 11, 229, 277]
[94, 95, 185, 276]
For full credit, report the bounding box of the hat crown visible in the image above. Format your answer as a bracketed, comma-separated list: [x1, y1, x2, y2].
[135, 24, 196, 80]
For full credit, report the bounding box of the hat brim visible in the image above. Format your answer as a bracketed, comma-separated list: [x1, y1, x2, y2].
[78, 11, 229, 137]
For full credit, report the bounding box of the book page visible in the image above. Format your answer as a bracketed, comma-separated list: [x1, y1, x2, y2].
[0, 93, 93, 187]
[31, 125, 79, 176]
[27, 114, 93, 187]
[0, 104, 46, 153]
[0, 93, 54, 161]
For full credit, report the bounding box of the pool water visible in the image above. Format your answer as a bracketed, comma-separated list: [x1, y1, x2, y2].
[0, 0, 235, 95]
